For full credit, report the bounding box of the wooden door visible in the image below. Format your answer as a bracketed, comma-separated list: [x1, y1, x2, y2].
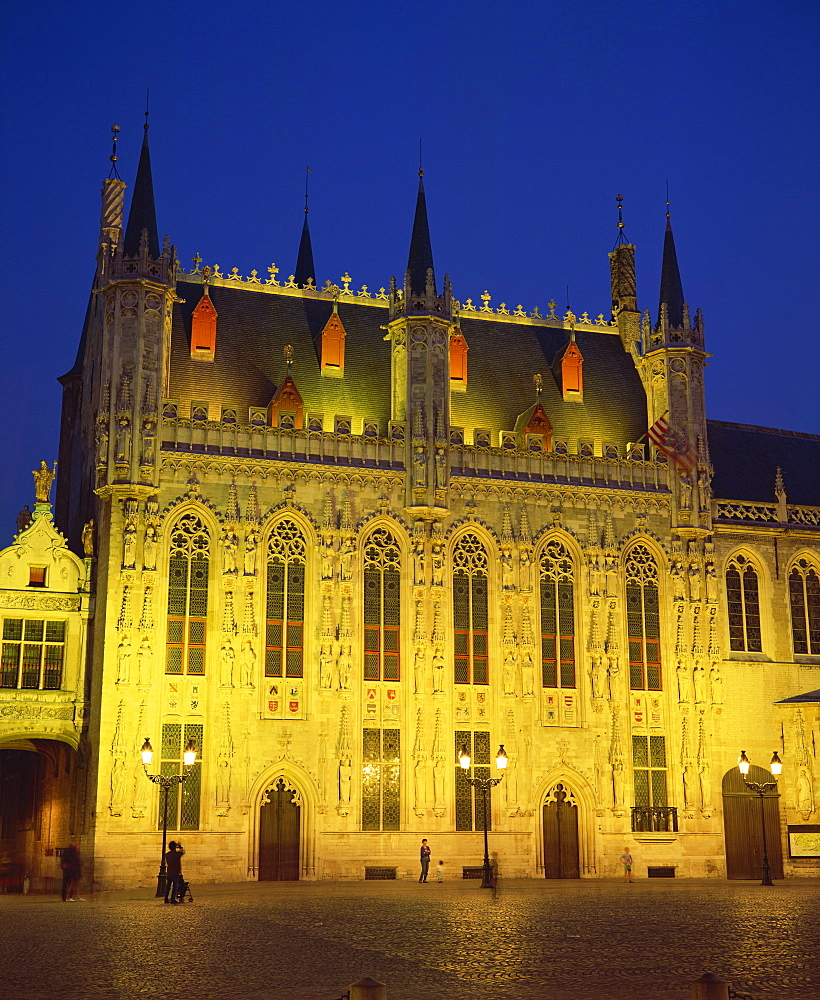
[722, 767, 783, 880]
[259, 778, 300, 881]
[543, 784, 580, 878]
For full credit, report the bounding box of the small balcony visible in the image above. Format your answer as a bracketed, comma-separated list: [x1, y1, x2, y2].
[631, 806, 679, 833]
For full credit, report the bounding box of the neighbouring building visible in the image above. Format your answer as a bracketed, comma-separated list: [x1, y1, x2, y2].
[1, 124, 818, 891]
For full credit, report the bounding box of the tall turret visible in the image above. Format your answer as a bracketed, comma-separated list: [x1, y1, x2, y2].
[387, 170, 454, 514]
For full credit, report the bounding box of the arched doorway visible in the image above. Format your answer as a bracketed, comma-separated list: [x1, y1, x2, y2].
[258, 777, 300, 881]
[543, 783, 580, 878]
[722, 765, 783, 880]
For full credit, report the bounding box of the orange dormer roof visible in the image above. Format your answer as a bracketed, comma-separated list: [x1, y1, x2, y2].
[524, 403, 553, 436]
[450, 330, 469, 386]
[268, 374, 304, 429]
[190, 289, 218, 360]
[320, 309, 347, 376]
[561, 339, 584, 399]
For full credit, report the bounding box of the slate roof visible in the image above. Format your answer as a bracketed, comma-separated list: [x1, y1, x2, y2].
[707, 420, 820, 506]
[167, 282, 650, 451]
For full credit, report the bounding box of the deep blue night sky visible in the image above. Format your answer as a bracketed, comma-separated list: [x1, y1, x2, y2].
[0, 0, 817, 538]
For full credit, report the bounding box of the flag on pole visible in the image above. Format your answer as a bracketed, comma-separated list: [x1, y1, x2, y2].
[647, 415, 698, 475]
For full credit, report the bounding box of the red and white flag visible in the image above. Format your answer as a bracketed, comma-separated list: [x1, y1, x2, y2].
[647, 416, 698, 475]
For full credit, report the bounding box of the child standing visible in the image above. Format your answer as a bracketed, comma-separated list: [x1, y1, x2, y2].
[619, 847, 634, 882]
[436, 860, 444, 883]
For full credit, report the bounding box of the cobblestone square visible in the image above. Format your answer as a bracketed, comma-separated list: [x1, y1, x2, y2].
[0, 878, 818, 1000]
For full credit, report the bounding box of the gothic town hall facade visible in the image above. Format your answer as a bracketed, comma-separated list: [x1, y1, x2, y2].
[1, 126, 819, 890]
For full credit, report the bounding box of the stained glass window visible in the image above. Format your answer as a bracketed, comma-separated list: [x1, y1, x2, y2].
[1, 618, 65, 690]
[454, 731, 491, 831]
[363, 527, 401, 681]
[453, 533, 489, 685]
[632, 735, 667, 807]
[789, 559, 820, 656]
[266, 519, 307, 678]
[539, 540, 575, 688]
[158, 722, 203, 831]
[166, 512, 210, 675]
[726, 555, 762, 652]
[625, 545, 661, 690]
[361, 728, 400, 831]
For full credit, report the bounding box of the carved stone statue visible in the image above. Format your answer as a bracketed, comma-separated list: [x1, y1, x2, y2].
[136, 636, 151, 686]
[705, 560, 718, 603]
[220, 642, 235, 688]
[240, 640, 256, 688]
[693, 664, 707, 704]
[143, 522, 157, 570]
[412, 528, 426, 586]
[338, 536, 355, 583]
[116, 635, 132, 684]
[319, 640, 335, 689]
[414, 758, 428, 813]
[141, 415, 156, 467]
[699, 760, 712, 811]
[32, 460, 57, 503]
[500, 545, 515, 591]
[697, 468, 712, 511]
[16, 506, 31, 534]
[243, 529, 258, 576]
[122, 519, 137, 570]
[338, 642, 352, 690]
[796, 767, 814, 818]
[110, 754, 128, 815]
[678, 471, 692, 510]
[677, 662, 693, 704]
[591, 655, 608, 700]
[80, 519, 95, 557]
[216, 757, 231, 815]
[321, 535, 335, 582]
[709, 665, 723, 704]
[339, 758, 352, 803]
[520, 646, 535, 698]
[433, 758, 445, 812]
[222, 530, 238, 575]
[682, 764, 694, 810]
[612, 760, 625, 807]
[413, 646, 427, 695]
[431, 645, 444, 694]
[115, 414, 131, 464]
[503, 647, 517, 696]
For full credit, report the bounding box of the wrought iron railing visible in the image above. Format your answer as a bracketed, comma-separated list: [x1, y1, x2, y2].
[631, 805, 678, 832]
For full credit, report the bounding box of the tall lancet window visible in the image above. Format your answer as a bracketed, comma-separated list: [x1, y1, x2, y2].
[539, 539, 576, 688]
[789, 558, 820, 655]
[266, 518, 307, 679]
[165, 512, 210, 675]
[726, 554, 762, 652]
[363, 526, 401, 681]
[452, 532, 489, 685]
[625, 544, 661, 690]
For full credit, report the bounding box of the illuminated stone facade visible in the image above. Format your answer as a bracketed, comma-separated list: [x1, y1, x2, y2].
[2, 134, 819, 890]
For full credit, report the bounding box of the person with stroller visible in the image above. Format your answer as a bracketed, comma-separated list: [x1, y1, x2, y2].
[164, 841, 185, 903]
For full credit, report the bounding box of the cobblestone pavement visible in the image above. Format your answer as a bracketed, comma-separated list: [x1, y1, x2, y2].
[1, 878, 818, 1000]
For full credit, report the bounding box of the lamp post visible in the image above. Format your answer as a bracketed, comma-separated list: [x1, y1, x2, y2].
[458, 744, 507, 889]
[737, 750, 783, 887]
[141, 736, 197, 898]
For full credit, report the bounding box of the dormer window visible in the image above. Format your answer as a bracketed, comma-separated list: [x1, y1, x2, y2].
[29, 566, 46, 587]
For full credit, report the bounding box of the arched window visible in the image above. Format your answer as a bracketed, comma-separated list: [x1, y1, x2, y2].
[625, 544, 661, 690]
[266, 519, 307, 679]
[726, 554, 762, 652]
[539, 539, 576, 688]
[453, 532, 489, 685]
[363, 526, 401, 681]
[166, 512, 210, 675]
[789, 558, 820, 655]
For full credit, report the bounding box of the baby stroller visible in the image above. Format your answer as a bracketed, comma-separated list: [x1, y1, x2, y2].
[176, 879, 193, 903]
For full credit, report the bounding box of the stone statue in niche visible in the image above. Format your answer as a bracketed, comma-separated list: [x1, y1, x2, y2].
[796, 767, 814, 819]
[338, 642, 352, 690]
[678, 471, 692, 510]
[503, 647, 517, 696]
[709, 664, 723, 704]
[143, 522, 157, 570]
[338, 536, 355, 583]
[216, 757, 231, 815]
[110, 754, 128, 816]
[220, 641, 235, 688]
[431, 645, 444, 694]
[612, 760, 625, 808]
[591, 655, 608, 700]
[222, 529, 238, 575]
[705, 560, 718, 603]
[693, 664, 707, 704]
[32, 460, 57, 503]
[520, 646, 535, 698]
[412, 442, 427, 489]
[433, 758, 445, 812]
[699, 759, 712, 812]
[123, 518, 137, 570]
[697, 468, 712, 511]
[115, 414, 132, 464]
[414, 758, 428, 813]
[136, 636, 151, 686]
[116, 635, 131, 684]
[431, 538, 444, 587]
[413, 646, 427, 695]
[96, 422, 109, 467]
[500, 545, 515, 591]
[338, 758, 352, 805]
[319, 639, 335, 689]
[240, 640, 256, 688]
[244, 528, 258, 576]
[321, 536, 335, 582]
[82, 519, 95, 557]
[682, 764, 695, 810]
[676, 662, 693, 704]
[412, 524, 426, 586]
[141, 414, 157, 467]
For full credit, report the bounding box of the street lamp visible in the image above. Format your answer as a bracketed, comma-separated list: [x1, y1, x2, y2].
[737, 750, 783, 887]
[459, 744, 507, 889]
[141, 736, 198, 898]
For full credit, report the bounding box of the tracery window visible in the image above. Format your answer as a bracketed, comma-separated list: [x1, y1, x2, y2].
[363, 526, 401, 681]
[166, 512, 210, 675]
[789, 558, 820, 655]
[265, 519, 306, 678]
[625, 545, 661, 690]
[726, 554, 762, 652]
[632, 734, 667, 807]
[453, 532, 489, 685]
[158, 722, 203, 831]
[361, 728, 400, 831]
[454, 731, 492, 831]
[1, 619, 65, 690]
[539, 540, 575, 688]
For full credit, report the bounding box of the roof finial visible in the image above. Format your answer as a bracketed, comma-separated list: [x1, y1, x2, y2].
[665, 179, 671, 220]
[419, 138, 423, 178]
[108, 123, 121, 180]
[534, 373, 543, 398]
[144, 88, 150, 132]
[284, 344, 293, 368]
[614, 193, 629, 246]
[305, 166, 312, 214]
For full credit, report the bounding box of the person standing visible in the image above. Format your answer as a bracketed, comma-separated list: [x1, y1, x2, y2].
[436, 860, 445, 883]
[61, 844, 83, 901]
[164, 841, 185, 903]
[419, 839, 431, 883]
[620, 847, 634, 883]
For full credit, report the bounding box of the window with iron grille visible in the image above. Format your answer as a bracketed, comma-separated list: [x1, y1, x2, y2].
[453, 533, 489, 685]
[789, 558, 820, 656]
[725, 554, 762, 652]
[361, 728, 401, 831]
[363, 527, 401, 681]
[1, 619, 65, 690]
[454, 731, 492, 831]
[165, 512, 210, 675]
[626, 545, 661, 690]
[266, 519, 307, 678]
[158, 722, 203, 831]
[632, 735, 668, 807]
[539, 539, 575, 688]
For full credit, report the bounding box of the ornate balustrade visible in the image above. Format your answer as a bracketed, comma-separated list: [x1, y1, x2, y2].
[631, 806, 679, 833]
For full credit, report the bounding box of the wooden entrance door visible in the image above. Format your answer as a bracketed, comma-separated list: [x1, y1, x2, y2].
[722, 766, 783, 880]
[543, 784, 580, 878]
[259, 778, 300, 880]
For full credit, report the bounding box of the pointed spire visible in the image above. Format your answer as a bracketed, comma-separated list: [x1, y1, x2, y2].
[123, 114, 160, 258]
[294, 168, 316, 287]
[407, 168, 436, 297]
[657, 194, 685, 329]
